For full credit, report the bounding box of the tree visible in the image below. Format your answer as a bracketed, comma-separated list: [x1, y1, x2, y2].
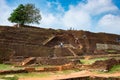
[8, 4, 42, 26]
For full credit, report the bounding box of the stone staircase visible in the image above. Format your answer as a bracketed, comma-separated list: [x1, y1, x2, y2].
[67, 48, 77, 57]
[43, 35, 55, 45]
[21, 57, 36, 66]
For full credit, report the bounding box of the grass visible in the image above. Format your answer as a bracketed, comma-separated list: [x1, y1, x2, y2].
[0, 64, 54, 71]
[105, 50, 117, 53]
[109, 65, 120, 73]
[1, 75, 18, 80]
[0, 56, 119, 79]
[0, 72, 52, 79]
[0, 64, 14, 70]
[0, 64, 79, 78]
[0, 64, 22, 70]
[14, 72, 52, 78]
[0, 69, 79, 79]
[80, 57, 109, 65]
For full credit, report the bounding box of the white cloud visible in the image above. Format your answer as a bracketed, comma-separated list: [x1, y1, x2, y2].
[62, 5, 91, 30]
[96, 14, 120, 34]
[40, 13, 63, 29]
[83, 0, 118, 15]
[0, 0, 13, 26]
[39, 0, 119, 33]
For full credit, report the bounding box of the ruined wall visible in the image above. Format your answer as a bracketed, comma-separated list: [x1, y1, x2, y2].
[70, 30, 120, 54]
[0, 26, 56, 57]
[0, 25, 119, 58]
[96, 43, 120, 50]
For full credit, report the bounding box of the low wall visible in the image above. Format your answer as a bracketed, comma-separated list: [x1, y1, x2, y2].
[96, 43, 120, 50]
[91, 58, 120, 71]
[0, 64, 74, 74]
[0, 69, 28, 75]
[36, 58, 71, 65]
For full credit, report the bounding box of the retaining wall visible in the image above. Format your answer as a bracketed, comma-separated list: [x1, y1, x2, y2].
[96, 43, 120, 50]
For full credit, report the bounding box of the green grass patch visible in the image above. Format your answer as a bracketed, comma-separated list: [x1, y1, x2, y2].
[14, 72, 52, 78]
[80, 57, 109, 65]
[0, 64, 22, 70]
[1, 75, 18, 80]
[0, 64, 13, 70]
[106, 49, 116, 53]
[109, 65, 120, 73]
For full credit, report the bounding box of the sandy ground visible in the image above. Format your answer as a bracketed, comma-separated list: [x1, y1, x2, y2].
[19, 70, 120, 80]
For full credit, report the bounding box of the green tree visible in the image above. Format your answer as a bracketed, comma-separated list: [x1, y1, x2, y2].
[8, 4, 42, 26]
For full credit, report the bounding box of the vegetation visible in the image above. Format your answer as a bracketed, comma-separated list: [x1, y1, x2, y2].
[80, 57, 109, 64]
[109, 65, 120, 73]
[13, 70, 78, 78]
[0, 64, 13, 70]
[1, 75, 18, 80]
[105, 49, 117, 53]
[8, 4, 42, 26]
[0, 64, 22, 70]
[14, 72, 51, 78]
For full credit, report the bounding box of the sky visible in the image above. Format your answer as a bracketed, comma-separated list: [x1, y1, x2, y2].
[0, 0, 120, 34]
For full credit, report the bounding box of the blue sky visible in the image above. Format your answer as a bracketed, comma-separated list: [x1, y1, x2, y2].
[0, 0, 120, 34]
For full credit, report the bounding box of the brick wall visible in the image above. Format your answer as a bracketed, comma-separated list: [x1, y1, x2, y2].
[96, 43, 120, 50]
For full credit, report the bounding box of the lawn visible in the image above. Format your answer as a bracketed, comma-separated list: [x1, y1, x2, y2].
[0, 70, 79, 79]
[109, 65, 120, 73]
[14, 72, 52, 78]
[0, 64, 22, 70]
[0, 64, 14, 70]
[80, 57, 109, 65]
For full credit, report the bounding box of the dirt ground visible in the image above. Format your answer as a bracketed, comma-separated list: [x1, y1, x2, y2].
[19, 70, 120, 80]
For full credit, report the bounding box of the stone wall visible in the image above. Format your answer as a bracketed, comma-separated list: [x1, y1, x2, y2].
[96, 43, 120, 50]
[91, 58, 120, 71]
[36, 58, 71, 65]
[0, 25, 119, 58]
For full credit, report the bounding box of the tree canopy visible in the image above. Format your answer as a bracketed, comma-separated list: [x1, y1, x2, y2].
[8, 4, 42, 25]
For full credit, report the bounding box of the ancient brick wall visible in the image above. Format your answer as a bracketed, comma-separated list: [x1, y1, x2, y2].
[0, 25, 119, 58]
[0, 26, 55, 57]
[36, 57, 71, 65]
[96, 43, 120, 50]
